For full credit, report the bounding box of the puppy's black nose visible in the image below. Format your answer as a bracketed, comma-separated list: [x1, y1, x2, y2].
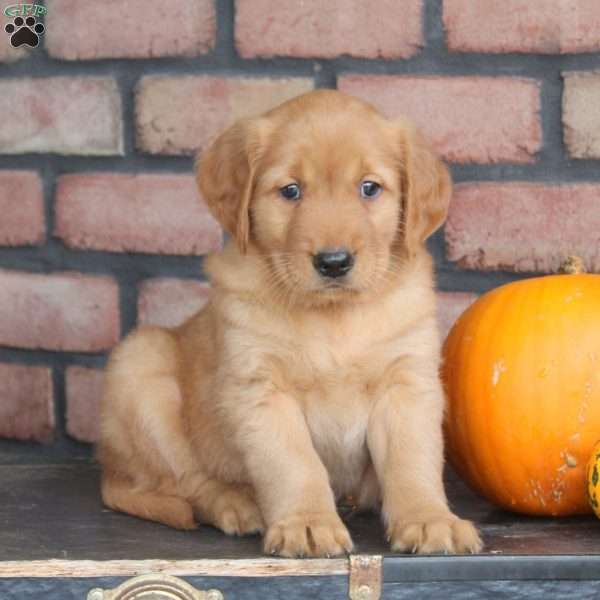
[313, 249, 354, 279]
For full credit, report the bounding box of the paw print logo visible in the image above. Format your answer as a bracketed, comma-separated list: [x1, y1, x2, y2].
[5, 16, 44, 48]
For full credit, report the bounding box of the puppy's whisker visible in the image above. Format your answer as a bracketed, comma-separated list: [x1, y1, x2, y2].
[256, 257, 301, 312]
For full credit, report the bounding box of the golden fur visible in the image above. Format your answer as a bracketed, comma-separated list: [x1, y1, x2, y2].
[98, 90, 482, 557]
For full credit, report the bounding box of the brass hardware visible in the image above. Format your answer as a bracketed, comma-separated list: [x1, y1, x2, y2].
[87, 573, 224, 600]
[348, 555, 382, 600]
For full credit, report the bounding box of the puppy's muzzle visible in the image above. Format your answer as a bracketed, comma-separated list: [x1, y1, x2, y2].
[312, 249, 354, 279]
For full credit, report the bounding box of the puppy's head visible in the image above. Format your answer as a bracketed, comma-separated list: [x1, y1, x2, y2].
[197, 90, 450, 306]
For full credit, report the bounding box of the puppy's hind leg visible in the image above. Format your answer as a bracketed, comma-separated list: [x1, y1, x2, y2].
[99, 327, 201, 530]
[190, 480, 264, 536]
[102, 476, 196, 530]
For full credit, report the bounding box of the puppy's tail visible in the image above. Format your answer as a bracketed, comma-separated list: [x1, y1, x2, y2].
[101, 476, 197, 531]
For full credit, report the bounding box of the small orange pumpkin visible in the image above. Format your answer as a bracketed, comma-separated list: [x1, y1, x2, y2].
[443, 258, 600, 516]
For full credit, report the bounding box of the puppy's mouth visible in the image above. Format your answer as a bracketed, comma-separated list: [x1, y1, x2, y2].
[321, 280, 349, 290]
[317, 278, 360, 295]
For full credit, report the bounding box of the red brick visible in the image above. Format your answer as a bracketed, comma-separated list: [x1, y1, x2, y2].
[235, 0, 422, 59]
[65, 367, 103, 443]
[437, 292, 478, 341]
[136, 76, 313, 155]
[444, 0, 600, 54]
[0, 12, 28, 62]
[0, 270, 119, 351]
[0, 363, 53, 443]
[563, 72, 600, 159]
[339, 76, 541, 164]
[0, 171, 45, 246]
[46, 0, 215, 60]
[0, 78, 122, 155]
[55, 174, 222, 255]
[445, 183, 600, 272]
[138, 278, 211, 328]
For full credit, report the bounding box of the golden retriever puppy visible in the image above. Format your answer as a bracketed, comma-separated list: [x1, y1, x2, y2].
[98, 89, 482, 557]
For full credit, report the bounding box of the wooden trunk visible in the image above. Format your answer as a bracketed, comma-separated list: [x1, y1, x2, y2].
[2, 465, 600, 598]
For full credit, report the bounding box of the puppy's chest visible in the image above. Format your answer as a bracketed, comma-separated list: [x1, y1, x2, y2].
[267, 308, 397, 406]
[303, 384, 371, 496]
[293, 316, 389, 384]
[291, 330, 387, 494]
[261, 313, 401, 494]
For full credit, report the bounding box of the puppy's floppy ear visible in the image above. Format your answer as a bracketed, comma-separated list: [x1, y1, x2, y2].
[397, 119, 451, 255]
[196, 118, 270, 254]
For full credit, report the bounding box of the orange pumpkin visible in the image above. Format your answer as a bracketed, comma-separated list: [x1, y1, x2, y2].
[442, 259, 600, 516]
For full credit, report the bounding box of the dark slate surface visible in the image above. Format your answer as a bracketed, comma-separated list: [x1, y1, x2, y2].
[2, 464, 600, 577]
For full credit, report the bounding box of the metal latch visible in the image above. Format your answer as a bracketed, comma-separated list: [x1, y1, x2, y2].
[87, 573, 224, 600]
[349, 554, 382, 600]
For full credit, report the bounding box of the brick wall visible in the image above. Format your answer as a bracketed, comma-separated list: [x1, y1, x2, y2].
[1, 0, 599, 460]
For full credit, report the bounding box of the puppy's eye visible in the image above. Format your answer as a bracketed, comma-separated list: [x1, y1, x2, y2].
[360, 180, 382, 200]
[279, 183, 301, 201]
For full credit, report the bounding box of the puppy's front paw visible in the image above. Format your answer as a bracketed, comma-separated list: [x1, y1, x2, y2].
[264, 512, 353, 557]
[387, 512, 482, 554]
